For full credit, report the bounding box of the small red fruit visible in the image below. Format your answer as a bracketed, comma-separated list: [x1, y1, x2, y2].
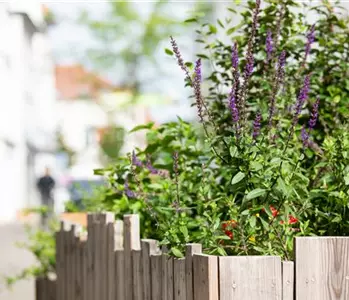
[288, 215, 298, 224]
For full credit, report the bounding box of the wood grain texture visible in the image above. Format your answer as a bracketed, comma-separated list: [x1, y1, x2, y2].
[165, 255, 174, 300]
[282, 261, 294, 300]
[124, 214, 141, 300]
[132, 250, 143, 300]
[185, 244, 202, 300]
[55, 228, 64, 300]
[151, 254, 163, 300]
[115, 250, 125, 300]
[107, 222, 115, 300]
[174, 258, 186, 300]
[295, 237, 349, 300]
[141, 239, 157, 300]
[193, 254, 219, 300]
[86, 214, 95, 300]
[219, 256, 282, 300]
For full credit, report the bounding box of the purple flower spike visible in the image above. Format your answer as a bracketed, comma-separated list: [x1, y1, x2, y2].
[229, 90, 239, 123]
[301, 125, 309, 148]
[252, 111, 262, 139]
[193, 59, 204, 122]
[232, 43, 239, 70]
[303, 24, 316, 66]
[244, 56, 255, 78]
[146, 155, 158, 175]
[170, 36, 190, 80]
[124, 180, 135, 198]
[293, 74, 311, 127]
[266, 29, 273, 62]
[308, 97, 320, 130]
[132, 150, 143, 167]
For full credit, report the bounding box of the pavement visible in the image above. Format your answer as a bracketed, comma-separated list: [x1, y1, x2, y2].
[0, 223, 36, 300]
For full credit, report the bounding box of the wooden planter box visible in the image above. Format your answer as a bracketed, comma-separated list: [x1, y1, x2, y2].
[38, 213, 349, 300]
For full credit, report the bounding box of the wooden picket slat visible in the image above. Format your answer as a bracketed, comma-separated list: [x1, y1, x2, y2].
[282, 261, 294, 300]
[161, 246, 174, 300]
[123, 214, 141, 300]
[87, 214, 95, 300]
[185, 244, 202, 300]
[114, 220, 124, 300]
[151, 254, 163, 300]
[295, 237, 349, 300]
[193, 254, 218, 300]
[107, 222, 115, 300]
[174, 258, 186, 300]
[141, 239, 157, 300]
[55, 225, 64, 300]
[133, 250, 143, 300]
[115, 250, 125, 300]
[219, 256, 282, 300]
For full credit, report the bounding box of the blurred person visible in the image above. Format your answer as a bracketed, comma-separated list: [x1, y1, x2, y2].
[37, 167, 55, 228]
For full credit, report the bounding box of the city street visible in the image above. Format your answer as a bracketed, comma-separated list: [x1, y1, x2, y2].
[0, 223, 35, 300]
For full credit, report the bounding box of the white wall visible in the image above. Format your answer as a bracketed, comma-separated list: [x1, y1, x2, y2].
[0, 2, 56, 222]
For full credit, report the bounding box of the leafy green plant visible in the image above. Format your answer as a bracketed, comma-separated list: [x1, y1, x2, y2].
[4, 218, 57, 288]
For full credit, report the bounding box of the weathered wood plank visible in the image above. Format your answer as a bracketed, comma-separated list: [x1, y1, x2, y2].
[55, 226, 64, 300]
[124, 214, 141, 300]
[86, 214, 95, 300]
[141, 239, 157, 300]
[151, 254, 163, 300]
[107, 222, 115, 300]
[193, 254, 219, 300]
[132, 250, 143, 300]
[115, 250, 125, 300]
[219, 256, 281, 300]
[185, 244, 202, 300]
[295, 237, 349, 300]
[161, 246, 174, 300]
[282, 261, 294, 300]
[174, 258, 186, 300]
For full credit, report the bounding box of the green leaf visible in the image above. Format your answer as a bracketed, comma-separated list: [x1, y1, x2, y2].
[249, 215, 257, 228]
[164, 48, 173, 56]
[231, 172, 245, 185]
[93, 168, 105, 175]
[179, 226, 188, 238]
[209, 24, 217, 34]
[246, 189, 266, 200]
[129, 122, 154, 133]
[184, 18, 198, 23]
[197, 54, 209, 59]
[217, 19, 225, 29]
[171, 247, 184, 258]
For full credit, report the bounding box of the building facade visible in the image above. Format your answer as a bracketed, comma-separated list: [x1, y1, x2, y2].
[0, 1, 56, 222]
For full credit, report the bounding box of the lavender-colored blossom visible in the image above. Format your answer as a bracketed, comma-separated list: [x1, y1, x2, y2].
[132, 150, 143, 167]
[170, 36, 190, 81]
[244, 56, 255, 78]
[232, 43, 239, 70]
[268, 50, 287, 127]
[266, 29, 273, 62]
[193, 59, 204, 122]
[301, 125, 309, 148]
[303, 24, 316, 66]
[308, 97, 320, 130]
[239, 0, 261, 122]
[124, 180, 135, 198]
[146, 156, 158, 175]
[292, 74, 311, 127]
[252, 111, 262, 139]
[229, 89, 239, 123]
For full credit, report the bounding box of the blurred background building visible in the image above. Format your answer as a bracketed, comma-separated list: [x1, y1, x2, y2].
[0, 1, 56, 222]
